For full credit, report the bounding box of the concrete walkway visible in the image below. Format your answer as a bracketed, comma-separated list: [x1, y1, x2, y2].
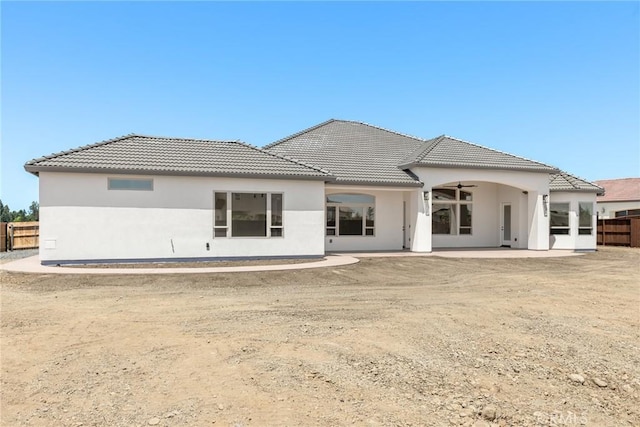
[1, 248, 583, 275]
[340, 248, 584, 259]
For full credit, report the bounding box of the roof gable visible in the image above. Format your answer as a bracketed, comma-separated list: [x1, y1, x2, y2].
[549, 172, 604, 194]
[400, 135, 559, 173]
[25, 134, 333, 180]
[265, 120, 426, 187]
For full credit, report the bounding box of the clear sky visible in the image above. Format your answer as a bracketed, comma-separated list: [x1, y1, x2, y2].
[1, 1, 638, 210]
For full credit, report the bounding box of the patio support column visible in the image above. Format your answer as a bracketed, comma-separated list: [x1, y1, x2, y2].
[412, 188, 432, 252]
[527, 191, 550, 250]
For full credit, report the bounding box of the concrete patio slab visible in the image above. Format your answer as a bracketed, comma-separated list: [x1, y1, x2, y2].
[0, 255, 360, 275]
[0, 248, 584, 275]
[339, 248, 585, 259]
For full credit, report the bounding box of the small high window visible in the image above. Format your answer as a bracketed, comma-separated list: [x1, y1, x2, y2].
[108, 178, 153, 191]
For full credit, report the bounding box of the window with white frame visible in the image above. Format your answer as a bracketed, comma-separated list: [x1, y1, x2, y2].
[550, 203, 570, 235]
[214, 191, 283, 238]
[578, 202, 593, 235]
[432, 188, 473, 235]
[326, 193, 375, 236]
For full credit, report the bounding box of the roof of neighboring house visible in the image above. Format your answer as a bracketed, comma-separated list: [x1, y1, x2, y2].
[24, 134, 334, 181]
[265, 119, 426, 187]
[549, 172, 604, 194]
[594, 178, 640, 202]
[400, 135, 559, 173]
[266, 119, 559, 187]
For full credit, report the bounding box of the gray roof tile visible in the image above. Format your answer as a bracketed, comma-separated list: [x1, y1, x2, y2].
[400, 135, 559, 173]
[266, 120, 560, 186]
[265, 120, 426, 186]
[549, 172, 604, 194]
[25, 134, 333, 180]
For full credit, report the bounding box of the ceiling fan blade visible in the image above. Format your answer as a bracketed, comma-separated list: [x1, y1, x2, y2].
[442, 183, 479, 188]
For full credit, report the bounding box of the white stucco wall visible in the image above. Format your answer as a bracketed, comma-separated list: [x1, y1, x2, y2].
[38, 172, 326, 263]
[549, 192, 598, 250]
[412, 168, 551, 250]
[597, 200, 640, 219]
[323, 186, 408, 252]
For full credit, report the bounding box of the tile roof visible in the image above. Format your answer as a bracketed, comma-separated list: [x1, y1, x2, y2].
[549, 172, 604, 194]
[594, 178, 640, 202]
[399, 135, 559, 173]
[24, 134, 333, 180]
[265, 120, 428, 187]
[266, 120, 560, 188]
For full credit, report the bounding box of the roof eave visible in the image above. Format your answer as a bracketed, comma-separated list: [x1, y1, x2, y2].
[550, 188, 605, 195]
[399, 162, 560, 174]
[331, 179, 423, 188]
[23, 165, 336, 182]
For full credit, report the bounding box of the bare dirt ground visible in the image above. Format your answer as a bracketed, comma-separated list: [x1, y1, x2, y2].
[1, 247, 639, 427]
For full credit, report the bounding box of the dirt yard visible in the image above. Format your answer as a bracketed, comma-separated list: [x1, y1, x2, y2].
[1, 247, 639, 427]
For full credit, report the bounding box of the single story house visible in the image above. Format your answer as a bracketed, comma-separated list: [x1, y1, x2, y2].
[25, 119, 603, 265]
[593, 178, 640, 219]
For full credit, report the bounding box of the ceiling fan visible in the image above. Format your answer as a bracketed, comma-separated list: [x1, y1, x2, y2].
[444, 182, 478, 189]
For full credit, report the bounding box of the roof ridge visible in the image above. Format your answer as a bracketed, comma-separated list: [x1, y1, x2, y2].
[263, 119, 337, 149]
[342, 120, 430, 144]
[131, 134, 239, 143]
[411, 135, 446, 163]
[264, 118, 430, 149]
[594, 177, 640, 182]
[25, 133, 138, 165]
[441, 134, 559, 171]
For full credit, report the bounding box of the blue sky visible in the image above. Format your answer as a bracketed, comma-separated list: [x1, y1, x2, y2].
[1, 1, 638, 210]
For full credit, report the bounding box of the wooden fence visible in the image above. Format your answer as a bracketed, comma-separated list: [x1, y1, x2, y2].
[0, 221, 40, 251]
[597, 218, 640, 248]
[0, 222, 6, 252]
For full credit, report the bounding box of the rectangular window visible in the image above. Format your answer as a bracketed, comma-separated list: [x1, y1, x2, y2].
[433, 204, 454, 234]
[213, 192, 283, 238]
[214, 192, 228, 237]
[339, 206, 363, 236]
[271, 193, 283, 237]
[460, 204, 472, 235]
[232, 193, 267, 237]
[326, 206, 336, 236]
[108, 178, 153, 191]
[433, 188, 456, 201]
[550, 203, 570, 235]
[325, 193, 375, 236]
[365, 207, 375, 236]
[578, 202, 593, 235]
[614, 209, 640, 218]
[431, 188, 471, 235]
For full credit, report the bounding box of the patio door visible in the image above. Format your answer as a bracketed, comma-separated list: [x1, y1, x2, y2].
[402, 201, 407, 249]
[501, 203, 512, 247]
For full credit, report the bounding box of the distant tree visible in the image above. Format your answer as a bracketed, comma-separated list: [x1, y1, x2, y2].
[28, 201, 39, 221]
[0, 200, 12, 222]
[13, 209, 27, 222]
[0, 199, 39, 222]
